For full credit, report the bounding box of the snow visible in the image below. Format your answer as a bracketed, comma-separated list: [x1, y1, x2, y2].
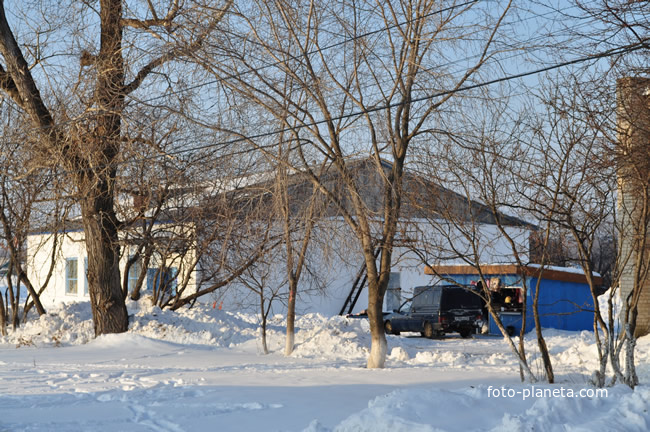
[1, 298, 649, 431]
[527, 264, 601, 276]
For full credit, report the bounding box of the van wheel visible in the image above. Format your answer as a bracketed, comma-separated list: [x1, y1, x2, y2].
[459, 328, 472, 339]
[384, 320, 399, 335]
[423, 322, 435, 339]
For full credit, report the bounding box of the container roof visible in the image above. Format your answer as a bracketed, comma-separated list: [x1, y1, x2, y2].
[425, 264, 603, 286]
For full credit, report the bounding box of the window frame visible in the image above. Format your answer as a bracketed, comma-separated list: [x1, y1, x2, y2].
[127, 257, 141, 293]
[65, 257, 79, 295]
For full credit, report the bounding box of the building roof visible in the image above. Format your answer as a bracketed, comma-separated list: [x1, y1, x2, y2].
[243, 157, 533, 228]
[29, 157, 533, 236]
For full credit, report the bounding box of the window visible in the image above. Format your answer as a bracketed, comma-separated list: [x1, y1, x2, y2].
[147, 267, 178, 296]
[128, 258, 141, 293]
[168, 267, 178, 296]
[65, 258, 78, 295]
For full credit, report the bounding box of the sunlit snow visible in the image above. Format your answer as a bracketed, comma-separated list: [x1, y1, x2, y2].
[1, 298, 648, 431]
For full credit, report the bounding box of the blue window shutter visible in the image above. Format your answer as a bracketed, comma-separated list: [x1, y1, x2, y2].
[169, 267, 178, 296]
[128, 258, 140, 292]
[84, 257, 88, 295]
[146, 268, 158, 291]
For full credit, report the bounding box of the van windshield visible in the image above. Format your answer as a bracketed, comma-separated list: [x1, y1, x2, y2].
[441, 288, 482, 309]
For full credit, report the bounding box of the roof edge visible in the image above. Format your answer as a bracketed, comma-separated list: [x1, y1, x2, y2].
[425, 264, 603, 286]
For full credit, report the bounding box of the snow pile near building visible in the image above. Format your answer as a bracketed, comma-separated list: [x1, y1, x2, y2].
[4, 297, 649, 375]
[0, 299, 371, 361]
[290, 315, 370, 360]
[4, 301, 95, 347]
[127, 298, 263, 347]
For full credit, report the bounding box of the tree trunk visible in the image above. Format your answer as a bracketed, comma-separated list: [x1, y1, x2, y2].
[260, 291, 269, 355]
[18, 272, 46, 316]
[130, 250, 152, 301]
[0, 285, 6, 336]
[78, 0, 128, 336]
[594, 333, 609, 388]
[366, 278, 387, 369]
[82, 192, 129, 335]
[6, 263, 18, 330]
[518, 283, 528, 382]
[624, 323, 639, 388]
[285, 278, 297, 356]
[533, 280, 554, 383]
[0, 204, 47, 317]
[488, 302, 537, 382]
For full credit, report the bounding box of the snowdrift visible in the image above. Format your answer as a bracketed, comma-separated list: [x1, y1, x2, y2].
[1, 298, 650, 431]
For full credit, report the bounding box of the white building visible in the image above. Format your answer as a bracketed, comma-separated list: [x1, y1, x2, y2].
[27, 220, 199, 308]
[26, 159, 532, 315]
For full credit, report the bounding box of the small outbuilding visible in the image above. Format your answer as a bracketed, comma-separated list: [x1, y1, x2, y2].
[425, 264, 601, 335]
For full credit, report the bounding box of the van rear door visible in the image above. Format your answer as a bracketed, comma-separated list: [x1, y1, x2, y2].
[409, 286, 440, 332]
[440, 287, 482, 323]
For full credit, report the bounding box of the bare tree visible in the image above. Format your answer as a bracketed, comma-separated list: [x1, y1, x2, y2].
[201, 0, 512, 368]
[236, 255, 285, 355]
[271, 148, 326, 356]
[613, 77, 650, 388]
[523, 73, 649, 389]
[409, 109, 539, 382]
[520, 79, 616, 387]
[0, 1, 231, 335]
[531, 0, 649, 388]
[114, 149, 282, 312]
[0, 101, 70, 331]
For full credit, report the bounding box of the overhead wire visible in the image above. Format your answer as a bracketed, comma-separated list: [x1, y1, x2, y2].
[130, 0, 596, 107]
[1, 0, 642, 172]
[127, 38, 649, 165]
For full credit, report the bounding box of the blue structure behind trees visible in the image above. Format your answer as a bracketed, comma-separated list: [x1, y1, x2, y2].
[425, 265, 600, 335]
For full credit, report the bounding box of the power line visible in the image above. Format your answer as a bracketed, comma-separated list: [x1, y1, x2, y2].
[354, 13, 600, 100]
[144, 39, 647, 163]
[3, 2, 642, 172]
[131, 0, 601, 118]
[134, 0, 596, 107]
[1, 0, 484, 146]
[6, 39, 645, 179]
[133, 0, 481, 106]
[6, 0, 592, 138]
[128, 2, 603, 154]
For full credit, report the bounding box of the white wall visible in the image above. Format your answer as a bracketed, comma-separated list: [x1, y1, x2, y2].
[27, 226, 198, 307]
[27, 217, 528, 313]
[27, 230, 89, 307]
[215, 219, 530, 316]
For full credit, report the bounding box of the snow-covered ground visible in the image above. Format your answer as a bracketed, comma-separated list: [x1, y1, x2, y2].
[1, 299, 649, 431]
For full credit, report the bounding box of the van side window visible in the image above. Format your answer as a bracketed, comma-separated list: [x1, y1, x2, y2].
[432, 289, 441, 305]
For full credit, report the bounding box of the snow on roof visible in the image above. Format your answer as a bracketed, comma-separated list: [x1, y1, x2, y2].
[527, 263, 601, 277]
